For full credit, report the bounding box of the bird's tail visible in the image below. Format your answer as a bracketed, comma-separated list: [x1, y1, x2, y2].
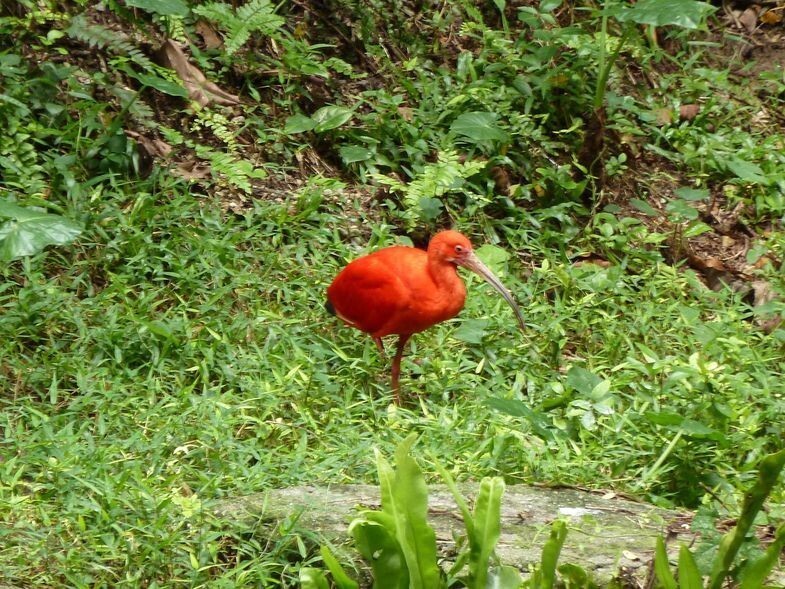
[324, 299, 336, 316]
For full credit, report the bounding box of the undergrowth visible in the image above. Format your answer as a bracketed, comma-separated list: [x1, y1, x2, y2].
[1, 0, 784, 586]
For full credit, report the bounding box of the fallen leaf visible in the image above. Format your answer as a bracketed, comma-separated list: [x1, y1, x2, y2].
[688, 254, 727, 272]
[573, 257, 611, 268]
[195, 20, 223, 50]
[738, 7, 759, 33]
[760, 10, 783, 25]
[397, 106, 413, 121]
[654, 107, 673, 126]
[751, 280, 783, 333]
[157, 39, 241, 107]
[752, 255, 775, 270]
[125, 130, 172, 158]
[622, 551, 641, 561]
[720, 235, 737, 249]
[173, 159, 212, 181]
[679, 104, 700, 121]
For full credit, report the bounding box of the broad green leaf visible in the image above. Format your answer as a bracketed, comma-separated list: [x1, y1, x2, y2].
[557, 563, 594, 588]
[450, 112, 509, 142]
[725, 158, 769, 185]
[320, 545, 359, 589]
[677, 545, 702, 589]
[339, 145, 372, 164]
[654, 537, 678, 589]
[487, 565, 523, 588]
[674, 187, 710, 201]
[683, 221, 713, 238]
[540, 0, 562, 12]
[565, 366, 602, 395]
[678, 418, 720, 439]
[665, 199, 699, 221]
[433, 462, 475, 547]
[615, 0, 715, 29]
[125, 0, 189, 16]
[453, 318, 488, 345]
[389, 436, 441, 589]
[476, 243, 510, 273]
[312, 105, 354, 132]
[349, 516, 408, 589]
[0, 201, 83, 261]
[124, 69, 189, 97]
[644, 411, 684, 427]
[284, 114, 316, 134]
[646, 412, 720, 440]
[540, 520, 568, 588]
[739, 521, 785, 589]
[469, 477, 505, 589]
[417, 197, 443, 221]
[299, 568, 330, 589]
[486, 397, 557, 441]
[629, 197, 659, 216]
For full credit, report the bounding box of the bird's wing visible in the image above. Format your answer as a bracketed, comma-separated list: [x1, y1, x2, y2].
[327, 255, 411, 336]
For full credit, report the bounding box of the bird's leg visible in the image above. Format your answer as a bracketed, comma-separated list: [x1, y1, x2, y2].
[373, 336, 385, 357]
[391, 334, 411, 405]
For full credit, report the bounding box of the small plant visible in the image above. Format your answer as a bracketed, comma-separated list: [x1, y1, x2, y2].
[192, 0, 285, 56]
[373, 151, 487, 227]
[0, 199, 83, 261]
[300, 435, 587, 589]
[653, 448, 785, 589]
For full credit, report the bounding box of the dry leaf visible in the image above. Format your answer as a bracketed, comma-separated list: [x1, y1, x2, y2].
[195, 20, 223, 50]
[679, 104, 701, 121]
[752, 255, 774, 270]
[125, 130, 172, 158]
[688, 254, 727, 272]
[721, 235, 736, 248]
[738, 7, 759, 33]
[157, 39, 241, 107]
[573, 255, 611, 269]
[173, 159, 212, 181]
[397, 106, 413, 121]
[751, 280, 783, 333]
[760, 10, 783, 25]
[622, 551, 641, 561]
[654, 107, 673, 126]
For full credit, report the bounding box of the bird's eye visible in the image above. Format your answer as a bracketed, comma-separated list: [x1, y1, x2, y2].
[454, 245, 464, 253]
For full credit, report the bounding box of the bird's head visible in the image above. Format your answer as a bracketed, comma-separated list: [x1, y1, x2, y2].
[430, 230, 526, 332]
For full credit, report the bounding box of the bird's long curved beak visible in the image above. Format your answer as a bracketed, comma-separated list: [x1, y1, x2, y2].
[458, 252, 526, 332]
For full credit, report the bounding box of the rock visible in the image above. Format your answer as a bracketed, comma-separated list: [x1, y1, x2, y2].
[214, 483, 696, 586]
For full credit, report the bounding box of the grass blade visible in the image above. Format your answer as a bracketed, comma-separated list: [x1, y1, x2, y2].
[654, 536, 678, 589]
[539, 520, 568, 589]
[677, 545, 702, 589]
[469, 477, 505, 589]
[320, 545, 359, 589]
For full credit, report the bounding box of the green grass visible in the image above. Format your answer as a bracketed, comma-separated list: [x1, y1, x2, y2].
[2, 185, 783, 585]
[2, 0, 785, 585]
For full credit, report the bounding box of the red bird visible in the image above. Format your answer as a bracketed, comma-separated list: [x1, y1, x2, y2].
[326, 230, 525, 403]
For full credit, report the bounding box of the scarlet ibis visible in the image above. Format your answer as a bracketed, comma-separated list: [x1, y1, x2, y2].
[326, 230, 525, 403]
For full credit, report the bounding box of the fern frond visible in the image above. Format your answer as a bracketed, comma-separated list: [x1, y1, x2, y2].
[66, 15, 155, 71]
[372, 151, 487, 225]
[193, 0, 285, 56]
[191, 109, 240, 153]
[193, 145, 266, 194]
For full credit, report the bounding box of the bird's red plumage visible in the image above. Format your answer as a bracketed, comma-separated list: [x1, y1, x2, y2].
[326, 242, 467, 338]
[326, 231, 475, 339]
[326, 230, 524, 404]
